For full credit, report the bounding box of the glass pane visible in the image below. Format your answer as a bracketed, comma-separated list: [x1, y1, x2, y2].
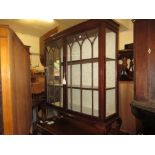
[48, 51, 54, 65]
[93, 62, 98, 88]
[60, 87, 63, 107]
[53, 86, 61, 107]
[106, 89, 116, 117]
[82, 90, 92, 115]
[46, 108, 56, 118]
[68, 88, 71, 110]
[72, 42, 80, 61]
[67, 65, 70, 86]
[86, 28, 98, 60]
[72, 89, 80, 112]
[82, 63, 92, 87]
[46, 46, 51, 52]
[72, 64, 80, 86]
[93, 36, 98, 58]
[54, 60, 60, 84]
[67, 45, 70, 61]
[93, 90, 99, 117]
[61, 66, 63, 84]
[47, 65, 53, 85]
[106, 61, 116, 88]
[46, 39, 63, 107]
[47, 85, 54, 104]
[82, 39, 91, 59]
[106, 29, 116, 59]
[60, 47, 63, 62]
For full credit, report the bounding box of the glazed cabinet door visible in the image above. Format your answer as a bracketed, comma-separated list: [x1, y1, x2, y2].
[105, 28, 117, 118]
[66, 28, 99, 117]
[46, 39, 63, 107]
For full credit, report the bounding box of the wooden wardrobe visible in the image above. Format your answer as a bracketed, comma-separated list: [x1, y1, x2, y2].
[131, 20, 155, 134]
[0, 25, 32, 134]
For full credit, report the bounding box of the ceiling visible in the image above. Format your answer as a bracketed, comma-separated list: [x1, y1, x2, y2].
[0, 19, 87, 37]
[0, 19, 131, 37]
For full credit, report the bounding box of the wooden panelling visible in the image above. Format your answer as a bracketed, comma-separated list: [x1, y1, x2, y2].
[134, 20, 149, 101]
[134, 20, 155, 102]
[148, 20, 155, 101]
[0, 29, 13, 134]
[0, 41, 2, 133]
[0, 26, 31, 134]
[10, 33, 32, 134]
[119, 81, 136, 134]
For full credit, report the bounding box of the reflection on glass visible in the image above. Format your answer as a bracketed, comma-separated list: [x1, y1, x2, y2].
[46, 39, 63, 107]
[47, 51, 53, 65]
[54, 60, 60, 76]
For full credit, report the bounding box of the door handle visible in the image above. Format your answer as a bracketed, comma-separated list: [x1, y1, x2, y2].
[148, 48, 151, 54]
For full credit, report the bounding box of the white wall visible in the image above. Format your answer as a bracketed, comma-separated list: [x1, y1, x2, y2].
[119, 20, 133, 50]
[16, 32, 44, 71]
[15, 20, 133, 72]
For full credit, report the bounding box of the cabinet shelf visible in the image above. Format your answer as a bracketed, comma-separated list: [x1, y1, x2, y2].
[67, 58, 98, 65]
[48, 83, 63, 87]
[67, 85, 98, 90]
[106, 58, 116, 61]
[106, 87, 116, 90]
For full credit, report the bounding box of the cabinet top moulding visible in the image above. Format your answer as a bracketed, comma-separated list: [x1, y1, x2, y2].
[45, 19, 119, 44]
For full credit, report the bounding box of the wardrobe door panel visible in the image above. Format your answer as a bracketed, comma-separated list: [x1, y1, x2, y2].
[148, 20, 155, 100]
[134, 20, 149, 100]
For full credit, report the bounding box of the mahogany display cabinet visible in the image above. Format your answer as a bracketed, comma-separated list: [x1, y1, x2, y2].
[38, 20, 121, 134]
